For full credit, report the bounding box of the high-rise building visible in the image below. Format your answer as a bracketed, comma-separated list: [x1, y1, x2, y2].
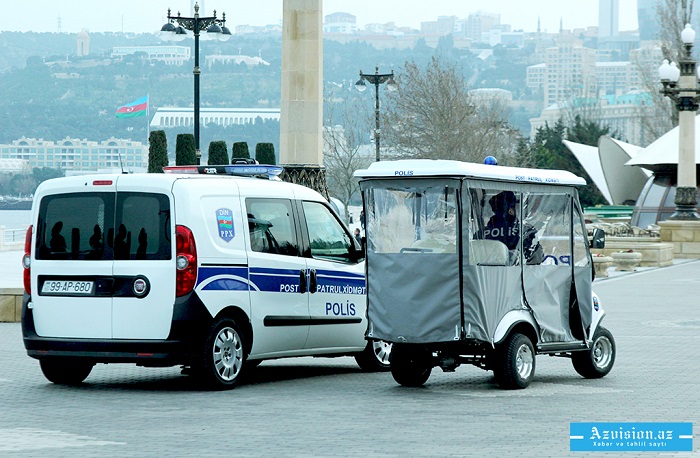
[637, 0, 658, 40]
[599, 0, 619, 38]
[542, 36, 597, 107]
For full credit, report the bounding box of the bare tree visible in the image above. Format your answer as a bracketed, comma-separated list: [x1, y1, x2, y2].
[626, 0, 692, 145]
[323, 89, 373, 223]
[381, 55, 519, 164]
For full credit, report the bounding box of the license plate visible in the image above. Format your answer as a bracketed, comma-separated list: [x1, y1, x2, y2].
[41, 280, 94, 295]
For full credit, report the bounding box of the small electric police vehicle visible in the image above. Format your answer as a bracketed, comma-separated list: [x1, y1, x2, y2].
[354, 159, 614, 389]
[21, 164, 390, 389]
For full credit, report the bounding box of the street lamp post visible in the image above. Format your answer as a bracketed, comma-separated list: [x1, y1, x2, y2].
[355, 66, 397, 162]
[658, 23, 700, 220]
[161, 2, 230, 165]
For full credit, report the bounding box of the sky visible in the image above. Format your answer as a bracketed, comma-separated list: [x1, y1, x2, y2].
[0, 0, 639, 35]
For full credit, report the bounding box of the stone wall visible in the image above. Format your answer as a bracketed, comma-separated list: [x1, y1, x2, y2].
[659, 220, 700, 259]
[591, 236, 674, 267]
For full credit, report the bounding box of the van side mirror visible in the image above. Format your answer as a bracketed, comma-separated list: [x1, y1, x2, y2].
[590, 228, 605, 249]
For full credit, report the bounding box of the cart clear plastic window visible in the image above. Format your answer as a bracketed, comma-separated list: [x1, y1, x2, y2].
[523, 193, 571, 267]
[467, 187, 523, 266]
[365, 185, 457, 254]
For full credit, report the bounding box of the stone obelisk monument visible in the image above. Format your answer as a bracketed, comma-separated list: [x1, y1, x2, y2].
[279, 0, 329, 199]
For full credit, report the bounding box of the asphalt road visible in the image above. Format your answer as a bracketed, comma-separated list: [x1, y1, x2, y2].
[0, 261, 699, 457]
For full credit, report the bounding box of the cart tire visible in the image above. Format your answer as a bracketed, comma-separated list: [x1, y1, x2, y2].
[355, 340, 392, 372]
[390, 345, 432, 387]
[194, 317, 247, 390]
[494, 333, 535, 389]
[39, 359, 93, 385]
[572, 326, 615, 379]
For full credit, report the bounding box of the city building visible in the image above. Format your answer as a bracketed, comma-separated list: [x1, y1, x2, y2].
[595, 61, 640, 96]
[323, 12, 357, 34]
[204, 53, 270, 69]
[0, 158, 30, 174]
[598, 0, 619, 39]
[111, 46, 191, 66]
[149, 107, 280, 129]
[542, 36, 597, 107]
[0, 137, 147, 172]
[529, 91, 655, 146]
[76, 29, 90, 56]
[466, 12, 500, 43]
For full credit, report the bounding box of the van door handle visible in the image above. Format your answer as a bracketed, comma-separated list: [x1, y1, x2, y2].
[299, 269, 307, 294]
[309, 269, 317, 294]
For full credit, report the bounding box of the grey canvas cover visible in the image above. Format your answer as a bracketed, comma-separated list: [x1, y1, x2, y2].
[362, 179, 462, 343]
[360, 177, 594, 345]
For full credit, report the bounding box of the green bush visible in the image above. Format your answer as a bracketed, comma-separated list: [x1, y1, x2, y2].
[231, 141, 250, 161]
[207, 140, 229, 165]
[148, 130, 168, 173]
[175, 133, 196, 165]
[255, 142, 276, 165]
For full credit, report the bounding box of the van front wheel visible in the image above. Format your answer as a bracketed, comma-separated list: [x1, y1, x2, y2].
[494, 333, 535, 389]
[355, 340, 391, 371]
[39, 359, 93, 385]
[195, 318, 246, 390]
[390, 344, 432, 387]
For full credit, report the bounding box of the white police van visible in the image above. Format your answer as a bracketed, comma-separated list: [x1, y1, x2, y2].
[21, 165, 390, 389]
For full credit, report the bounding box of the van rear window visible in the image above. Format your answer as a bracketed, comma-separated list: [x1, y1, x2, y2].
[36, 192, 171, 261]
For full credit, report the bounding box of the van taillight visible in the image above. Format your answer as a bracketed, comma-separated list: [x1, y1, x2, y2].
[23, 225, 33, 295]
[175, 225, 197, 297]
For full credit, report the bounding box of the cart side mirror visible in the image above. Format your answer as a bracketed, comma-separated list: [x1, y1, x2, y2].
[590, 228, 605, 249]
[349, 236, 365, 263]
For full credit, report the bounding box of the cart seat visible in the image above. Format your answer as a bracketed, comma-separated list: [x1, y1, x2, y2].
[470, 239, 509, 265]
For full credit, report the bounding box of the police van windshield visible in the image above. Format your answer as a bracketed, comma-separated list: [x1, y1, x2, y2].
[36, 192, 171, 261]
[365, 186, 457, 254]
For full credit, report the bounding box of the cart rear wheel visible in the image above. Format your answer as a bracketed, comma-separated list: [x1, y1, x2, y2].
[355, 340, 392, 371]
[390, 344, 432, 387]
[40, 359, 93, 385]
[494, 333, 535, 389]
[572, 326, 615, 378]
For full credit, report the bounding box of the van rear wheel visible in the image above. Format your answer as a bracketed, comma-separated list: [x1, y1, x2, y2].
[494, 333, 535, 389]
[39, 359, 93, 385]
[572, 326, 615, 378]
[390, 344, 432, 387]
[194, 317, 246, 390]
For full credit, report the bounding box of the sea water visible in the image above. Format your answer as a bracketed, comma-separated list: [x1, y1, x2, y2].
[0, 210, 32, 229]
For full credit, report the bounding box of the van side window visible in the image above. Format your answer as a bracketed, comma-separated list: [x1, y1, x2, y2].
[36, 192, 114, 261]
[302, 201, 354, 263]
[245, 198, 300, 256]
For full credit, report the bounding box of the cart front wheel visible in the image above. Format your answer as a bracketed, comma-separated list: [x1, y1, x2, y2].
[390, 344, 432, 387]
[572, 326, 615, 378]
[494, 333, 535, 389]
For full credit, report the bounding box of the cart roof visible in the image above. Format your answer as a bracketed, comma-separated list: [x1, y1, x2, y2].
[354, 159, 586, 186]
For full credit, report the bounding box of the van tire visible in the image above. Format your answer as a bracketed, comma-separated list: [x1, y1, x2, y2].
[494, 333, 535, 389]
[355, 340, 391, 371]
[39, 359, 93, 385]
[194, 317, 246, 390]
[572, 326, 615, 378]
[390, 344, 432, 387]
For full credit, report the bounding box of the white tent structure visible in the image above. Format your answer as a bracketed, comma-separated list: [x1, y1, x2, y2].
[563, 136, 650, 205]
[626, 115, 700, 172]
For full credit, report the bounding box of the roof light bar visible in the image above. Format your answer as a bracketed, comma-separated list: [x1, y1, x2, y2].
[163, 165, 283, 180]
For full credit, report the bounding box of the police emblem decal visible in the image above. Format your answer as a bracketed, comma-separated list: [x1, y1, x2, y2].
[216, 208, 235, 242]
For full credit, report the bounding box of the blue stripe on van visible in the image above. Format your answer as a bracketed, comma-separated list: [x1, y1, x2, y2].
[196, 266, 366, 294]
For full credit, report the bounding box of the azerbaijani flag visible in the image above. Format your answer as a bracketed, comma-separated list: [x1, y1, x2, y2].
[116, 96, 148, 119]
